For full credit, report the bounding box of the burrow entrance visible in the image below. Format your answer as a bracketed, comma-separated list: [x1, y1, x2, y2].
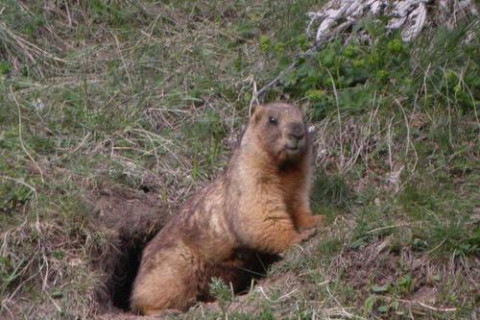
[90, 186, 169, 312]
[101, 234, 149, 311]
[91, 186, 279, 314]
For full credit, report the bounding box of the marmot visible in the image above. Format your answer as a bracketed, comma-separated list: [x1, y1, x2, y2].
[130, 102, 321, 315]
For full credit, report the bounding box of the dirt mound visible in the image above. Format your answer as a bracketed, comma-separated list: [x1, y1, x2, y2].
[335, 239, 429, 291]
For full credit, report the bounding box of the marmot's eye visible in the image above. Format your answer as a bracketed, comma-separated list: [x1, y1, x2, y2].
[268, 117, 278, 125]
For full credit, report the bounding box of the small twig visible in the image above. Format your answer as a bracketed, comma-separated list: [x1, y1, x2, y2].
[45, 290, 62, 313]
[10, 86, 45, 184]
[387, 116, 394, 173]
[70, 132, 92, 155]
[249, 78, 259, 116]
[325, 285, 360, 319]
[416, 301, 456, 312]
[462, 72, 480, 140]
[0, 22, 67, 63]
[326, 69, 345, 172]
[0, 175, 38, 202]
[113, 33, 133, 87]
[257, 286, 299, 303]
[365, 222, 420, 235]
[386, 296, 457, 313]
[392, 96, 418, 173]
[258, 286, 273, 302]
[256, 61, 298, 98]
[65, 0, 72, 27]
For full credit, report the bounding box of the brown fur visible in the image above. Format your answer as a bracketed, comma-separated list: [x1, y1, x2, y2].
[130, 102, 321, 315]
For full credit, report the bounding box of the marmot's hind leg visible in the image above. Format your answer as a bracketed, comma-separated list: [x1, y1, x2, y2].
[130, 244, 200, 314]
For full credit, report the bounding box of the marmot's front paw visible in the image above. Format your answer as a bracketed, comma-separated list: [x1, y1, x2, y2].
[297, 214, 325, 231]
[298, 227, 317, 242]
[312, 214, 325, 226]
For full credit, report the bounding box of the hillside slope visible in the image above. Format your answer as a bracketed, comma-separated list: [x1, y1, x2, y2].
[1, 1, 479, 319]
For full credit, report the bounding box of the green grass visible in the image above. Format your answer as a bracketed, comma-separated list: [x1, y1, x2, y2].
[1, 1, 480, 319]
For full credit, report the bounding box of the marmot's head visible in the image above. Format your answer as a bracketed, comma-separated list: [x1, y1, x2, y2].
[243, 102, 310, 167]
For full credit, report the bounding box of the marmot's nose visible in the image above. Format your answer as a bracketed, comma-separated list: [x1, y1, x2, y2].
[289, 123, 305, 140]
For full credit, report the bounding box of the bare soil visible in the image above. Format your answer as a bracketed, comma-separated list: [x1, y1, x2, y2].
[330, 237, 480, 316]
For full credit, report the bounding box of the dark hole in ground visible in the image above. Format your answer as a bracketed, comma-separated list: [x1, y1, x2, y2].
[105, 235, 150, 311]
[198, 250, 281, 302]
[139, 185, 150, 193]
[227, 250, 281, 295]
[233, 251, 281, 294]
